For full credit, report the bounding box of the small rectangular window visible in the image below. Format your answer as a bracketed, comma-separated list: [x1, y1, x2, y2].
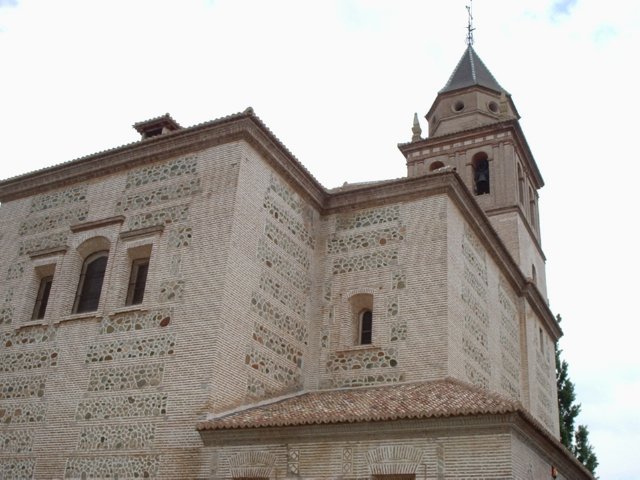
[126, 258, 149, 306]
[32, 275, 53, 320]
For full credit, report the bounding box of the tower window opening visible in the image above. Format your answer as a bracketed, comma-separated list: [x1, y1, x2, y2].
[532, 264, 537, 284]
[472, 152, 490, 195]
[453, 100, 465, 112]
[360, 310, 373, 345]
[429, 161, 445, 172]
[529, 187, 536, 225]
[517, 164, 525, 203]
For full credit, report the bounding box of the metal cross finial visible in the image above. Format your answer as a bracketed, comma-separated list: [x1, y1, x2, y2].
[466, 0, 475, 46]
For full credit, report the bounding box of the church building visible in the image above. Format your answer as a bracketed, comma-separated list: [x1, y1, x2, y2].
[0, 44, 593, 479]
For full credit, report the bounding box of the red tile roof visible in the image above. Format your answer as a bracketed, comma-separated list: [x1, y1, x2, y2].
[197, 378, 521, 431]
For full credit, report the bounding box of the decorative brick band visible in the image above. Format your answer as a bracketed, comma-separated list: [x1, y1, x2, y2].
[87, 363, 164, 392]
[125, 155, 197, 189]
[64, 455, 160, 479]
[77, 423, 156, 450]
[336, 205, 400, 230]
[76, 393, 168, 421]
[86, 335, 175, 363]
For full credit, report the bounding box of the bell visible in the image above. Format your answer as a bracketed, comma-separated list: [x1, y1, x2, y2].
[476, 170, 489, 184]
[475, 167, 490, 194]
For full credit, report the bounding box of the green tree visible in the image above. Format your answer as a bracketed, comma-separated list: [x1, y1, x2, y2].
[555, 315, 581, 448]
[555, 315, 598, 476]
[573, 424, 599, 475]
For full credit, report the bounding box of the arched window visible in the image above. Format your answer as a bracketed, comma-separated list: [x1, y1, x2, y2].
[429, 161, 445, 172]
[529, 187, 536, 225]
[532, 264, 537, 284]
[472, 152, 490, 195]
[359, 309, 373, 345]
[73, 251, 109, 314]
[349, 293, 374, 345]
[517, 164, 524, 203]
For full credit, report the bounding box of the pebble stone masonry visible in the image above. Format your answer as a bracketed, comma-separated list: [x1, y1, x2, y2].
[0, 45, 594, 480]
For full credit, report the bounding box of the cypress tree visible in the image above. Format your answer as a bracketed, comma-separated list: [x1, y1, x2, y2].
[573, 424, 599, 475]
[555, 315, 598, 476]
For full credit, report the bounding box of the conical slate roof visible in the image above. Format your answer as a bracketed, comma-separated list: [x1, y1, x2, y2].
[440, 45, 505, 94]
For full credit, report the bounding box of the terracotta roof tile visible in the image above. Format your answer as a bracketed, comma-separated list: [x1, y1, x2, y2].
[197, 378, 520, 431]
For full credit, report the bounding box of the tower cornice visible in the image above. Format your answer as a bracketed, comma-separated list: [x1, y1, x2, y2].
[399, 119, 544, 189]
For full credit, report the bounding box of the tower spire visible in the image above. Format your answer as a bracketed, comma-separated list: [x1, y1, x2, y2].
[466, 0, 475, 46]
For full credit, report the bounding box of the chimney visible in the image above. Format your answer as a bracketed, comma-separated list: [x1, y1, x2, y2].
[133, 113, 182, 140]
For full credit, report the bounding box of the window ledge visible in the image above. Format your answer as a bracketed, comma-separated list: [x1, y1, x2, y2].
[28, 246, 68, 259]
[55, 312, 102, 325]
[335, 344, 381, 354]
[120, 225, 164, 240]
[70, 215, 125, 233]
[15, 319, 48, 331]
[110, 305, 148, 315]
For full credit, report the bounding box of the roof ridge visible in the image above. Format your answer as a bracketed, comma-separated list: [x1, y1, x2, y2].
[439, 45, 505, 95]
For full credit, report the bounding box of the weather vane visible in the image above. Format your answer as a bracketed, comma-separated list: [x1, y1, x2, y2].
[466, 0, 475, 46]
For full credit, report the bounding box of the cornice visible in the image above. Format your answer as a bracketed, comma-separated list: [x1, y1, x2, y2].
[70, 215, 125, 233]
[0, 111, 328, 208]
[399, 120, 543, 189]
[200, 411, 516, 445]
[485, 204, 546, 261]
[512, 413, 596, 480]
[0, 111, 559, 337]
[525, 281, 562, 339]
[198, 409, 592, 478]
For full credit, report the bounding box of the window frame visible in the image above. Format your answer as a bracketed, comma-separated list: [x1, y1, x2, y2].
[359, 309, 373, 345]
[471, 151, 491, 195]
[125, 257, 150, 306]
[31, 275, 54, 320]
[72, 250, 109, 314]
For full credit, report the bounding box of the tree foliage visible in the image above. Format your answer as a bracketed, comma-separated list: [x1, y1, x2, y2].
[556, 343, 580, 447]
[573, 424, 599, 474]
[555, 314, 598, 476]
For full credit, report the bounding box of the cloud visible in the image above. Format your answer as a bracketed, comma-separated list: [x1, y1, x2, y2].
[593, 24, 617, 43]
[0, 0, 17, 7]
[550, 0, 578, 18]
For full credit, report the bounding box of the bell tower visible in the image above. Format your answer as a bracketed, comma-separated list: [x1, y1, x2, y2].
[399, 38, 547, 298]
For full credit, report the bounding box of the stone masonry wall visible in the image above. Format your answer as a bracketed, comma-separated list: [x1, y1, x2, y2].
[316, 194, 449, 390]
[0, 143, 242, 479]
[0, 123, 563, 478]
[210, 425, 514, 479]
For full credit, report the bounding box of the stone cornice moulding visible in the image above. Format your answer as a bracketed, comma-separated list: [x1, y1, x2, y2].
[512, 413, 596, 480]
[0, 112, 329, 208]
[399, 120, 543, 189]
[484, 204, 545, 261]
[28, 246, 68, 259]
[119, 225, 165, 241]
[199, 412, 516, 445]
[0, 111, 559, 337]
[199, 410, 592, 479]
[70, 215, 125, 233]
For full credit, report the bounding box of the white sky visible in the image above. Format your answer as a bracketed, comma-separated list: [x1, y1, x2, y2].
[1, 1, 638, 478]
